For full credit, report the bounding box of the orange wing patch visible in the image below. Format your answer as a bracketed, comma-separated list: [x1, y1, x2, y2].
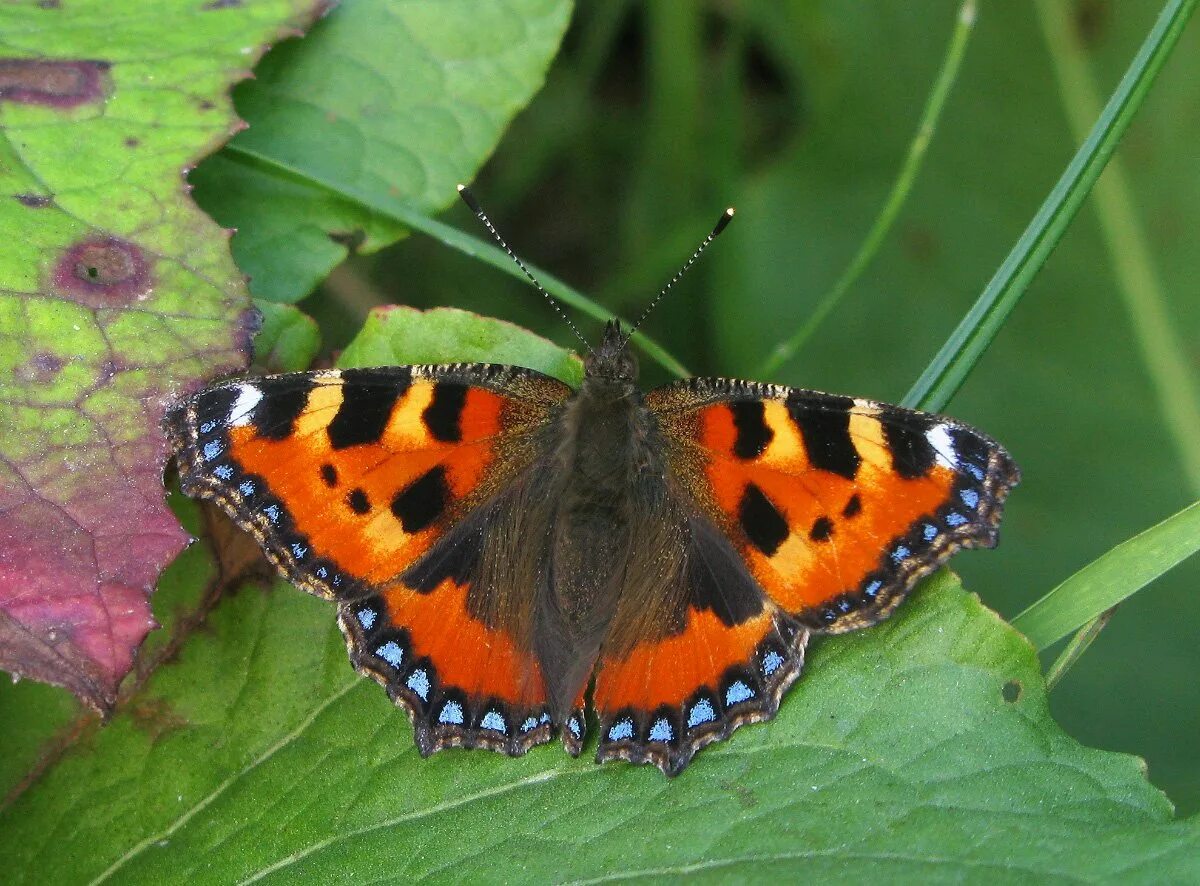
[592, 604, 807, 775]
[169, 366, 569, 601]
[649, 382, 1019, 633]
[339, 578, 553, 757]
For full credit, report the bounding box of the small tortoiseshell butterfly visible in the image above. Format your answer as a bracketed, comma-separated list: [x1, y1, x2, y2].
[168, 189, 1019, 775]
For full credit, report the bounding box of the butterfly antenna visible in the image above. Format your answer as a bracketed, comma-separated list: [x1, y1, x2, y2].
[457, 184, 594, 355]
[621, 208, 735, 348]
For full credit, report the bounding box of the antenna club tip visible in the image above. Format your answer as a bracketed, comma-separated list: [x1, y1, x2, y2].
[456, 183, 466, 192]
[712, 207, 736, 237]
[725, 207, 736, 216]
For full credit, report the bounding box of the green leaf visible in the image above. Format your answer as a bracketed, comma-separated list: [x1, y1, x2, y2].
[2, 571, 1197, 882]
[252, 301, 321, 373]
[339, 305, 584, 385]
[191, 0, 573, 305]
[902, 0, 1198, 413]
[1013, 500, 1200, 651]
[0, 0, 318, 708]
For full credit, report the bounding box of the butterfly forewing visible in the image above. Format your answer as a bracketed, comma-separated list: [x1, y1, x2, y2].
[645, 377, 1020, 633]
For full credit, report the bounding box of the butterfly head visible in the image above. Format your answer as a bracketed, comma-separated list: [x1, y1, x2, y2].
[584, 320, 639, 385]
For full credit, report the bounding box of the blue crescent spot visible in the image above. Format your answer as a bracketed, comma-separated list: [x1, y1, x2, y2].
[202, 441, 223, 462]
[607, 719, 634, 742]
[239, 481, 255, 495]
[375, 641, 403, 668]
[213, 465, 234, 480]
[315, 566, 328, 579]
[199, 420, 217, 434]
[567, 717, 582, 738]
[864, 579, 883, 598]
[687, 699, 716, 728]
[945, 511, 968, 527]
[357, 607, 376, 630]
[960, 488, 980, 509]
[438, 700, 464, 726]
[923, 523, 939, 541]
[648, 718, 674, 743]
[725, 681, 754, 706]
[521, 717, 540, 733]
[406, 668, 431, 700]
[480, 711, 506, 733]
[762, 650, 785, 676]
[540, 712, 551, 724]
[891, 545, 910, 563]
[967, 463, 985, 481]
[291, 543, 307, 559]
[263, 505, 281, 524]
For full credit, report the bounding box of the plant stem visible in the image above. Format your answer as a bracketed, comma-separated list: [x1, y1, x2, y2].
[756, 0, 978, 379]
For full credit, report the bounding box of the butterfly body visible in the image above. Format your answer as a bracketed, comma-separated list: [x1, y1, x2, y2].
[168, 319, 1018, 775]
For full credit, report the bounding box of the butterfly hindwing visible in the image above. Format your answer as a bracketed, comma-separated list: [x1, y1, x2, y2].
[168, 363, 573, 757]
[645, 378, 1020, 633]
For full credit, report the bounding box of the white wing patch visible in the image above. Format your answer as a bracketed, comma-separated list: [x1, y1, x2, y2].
[227, 384, 263, 427]
[925, 423, 959, 470]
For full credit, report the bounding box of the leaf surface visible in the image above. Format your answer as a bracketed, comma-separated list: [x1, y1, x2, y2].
[0, 0, 320, 709]
[191, 0, 573, 305]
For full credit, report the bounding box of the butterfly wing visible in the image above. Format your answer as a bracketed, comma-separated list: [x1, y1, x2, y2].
[646, 378, 1020, 631]
[168, 364, 572, 756]
[590, 378, 1017, 774]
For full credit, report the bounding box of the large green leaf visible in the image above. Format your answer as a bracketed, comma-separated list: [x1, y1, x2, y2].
[0, 0, 318, 710]
[191, 0, 573, 305]
[3, 569, 1196, 882]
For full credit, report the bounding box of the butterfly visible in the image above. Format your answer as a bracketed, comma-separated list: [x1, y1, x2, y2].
[167, 190, 1019, 775]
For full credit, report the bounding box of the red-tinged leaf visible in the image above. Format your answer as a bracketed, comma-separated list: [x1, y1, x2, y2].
[0, 1, 327, 711]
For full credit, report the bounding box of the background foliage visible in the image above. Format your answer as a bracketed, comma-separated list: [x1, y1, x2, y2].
[2, 0, 1198, 881]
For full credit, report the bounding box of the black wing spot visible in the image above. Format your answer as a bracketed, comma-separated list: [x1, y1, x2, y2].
[739, 483, 789, 557]
[251, 376, 315, 440]
[786, 392, 860, 479]
[327, 368, 410, 450]
[347, 488, 371, 514]
[423, 383, 469, 443]
[729, 401, 773, 460]
[842, 494, 862, 518]
[809, 516, 834, 541]
[320, 463, 338, 487]
[881, 408, 937, 479]
[391, 466, 448, 534]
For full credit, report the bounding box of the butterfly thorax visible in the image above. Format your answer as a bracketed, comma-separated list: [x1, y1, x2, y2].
[531, 322, 683, 717]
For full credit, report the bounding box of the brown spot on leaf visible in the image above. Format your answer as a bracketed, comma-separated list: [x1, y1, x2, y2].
[124, 136, 140, 148]
[53, 238, 151, 307]
[202, 0, 243, 8]
[198, 99, 215, 110]
[37, 0, 62, 8]
[1002, 679, 1023, 703]
[0, 59, 110, 108]
[128, 697, 189, 740]
[16, 352, 65, 384]
[15, 193, 52, 207]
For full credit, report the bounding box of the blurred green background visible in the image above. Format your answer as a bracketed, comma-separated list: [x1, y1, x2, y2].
[301, 0, 1200, 812]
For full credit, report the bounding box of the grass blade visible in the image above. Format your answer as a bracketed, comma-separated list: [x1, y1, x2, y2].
[903, 0, 1198, 412]
[1012, 500, 1200, 651]
[1034, 0, 1200, 495]
[757, 0, 978, 379]
[222, 145, 692, 378]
